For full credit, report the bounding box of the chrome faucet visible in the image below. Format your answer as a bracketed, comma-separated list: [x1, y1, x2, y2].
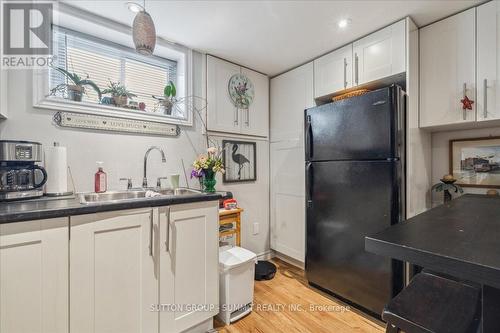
[143, 146, 166, 188]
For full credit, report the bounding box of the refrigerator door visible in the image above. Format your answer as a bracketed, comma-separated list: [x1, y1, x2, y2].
[305, 160, 403, 316]
[305, 86, 403, 162]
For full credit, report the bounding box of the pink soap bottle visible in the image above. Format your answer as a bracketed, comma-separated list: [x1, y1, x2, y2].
[94, 162, 107, 193]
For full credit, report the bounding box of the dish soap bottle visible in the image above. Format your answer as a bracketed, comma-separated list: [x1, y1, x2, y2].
[94, 162, 107, 193]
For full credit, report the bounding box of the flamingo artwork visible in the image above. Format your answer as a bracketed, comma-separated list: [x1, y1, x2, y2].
[231, 144, 250, 180]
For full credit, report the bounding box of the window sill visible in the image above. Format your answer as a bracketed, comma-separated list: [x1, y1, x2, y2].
[34, 97, 192, 126]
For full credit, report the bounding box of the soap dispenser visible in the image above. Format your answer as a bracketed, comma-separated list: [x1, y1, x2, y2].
[94, 162, 107, 193]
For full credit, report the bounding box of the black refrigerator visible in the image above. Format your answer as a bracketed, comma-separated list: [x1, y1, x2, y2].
[305, 85, 405, 317]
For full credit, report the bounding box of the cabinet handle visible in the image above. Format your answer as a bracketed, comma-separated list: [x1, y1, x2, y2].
[234, 108, 239, 125]
[165, 207, 170, 252]
[354, 53, 359, 85]
[245, 109, 249, 126]
[484, 79, 488, 119]
[343, 58, 347, 89]
[463, 83, 467, 121]
[149, 209, 153, 256]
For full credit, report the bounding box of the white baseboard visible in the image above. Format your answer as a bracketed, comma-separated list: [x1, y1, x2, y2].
[271, 250, 305, 269]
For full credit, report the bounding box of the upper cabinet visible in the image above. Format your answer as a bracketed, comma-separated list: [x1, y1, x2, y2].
[420, 8, 476, 128]
[353, 20, 406, 86]
[314, 45, 353, 98]
[207, 55, 269, 137]
[477, 1, 500, 122]
[313, 19, 406, 99]
[271, 62, 314, 143]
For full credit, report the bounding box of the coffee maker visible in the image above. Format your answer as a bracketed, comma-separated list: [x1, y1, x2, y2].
[0, 140, 48, 201]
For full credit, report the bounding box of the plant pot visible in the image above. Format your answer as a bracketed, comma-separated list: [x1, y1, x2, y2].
[162, 99, 174, 115]
[202, 171, 217, 193]
[67, 85, 83, 102]
[113, 95, 128, 107]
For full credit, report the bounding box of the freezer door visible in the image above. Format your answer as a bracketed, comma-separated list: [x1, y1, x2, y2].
[305, 86, 403, 161]
[305, 160, 403, 316]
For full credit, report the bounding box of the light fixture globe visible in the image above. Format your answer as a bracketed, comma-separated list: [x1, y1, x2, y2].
[132, 11, 156, 56]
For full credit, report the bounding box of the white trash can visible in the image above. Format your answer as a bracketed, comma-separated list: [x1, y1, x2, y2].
[218, 246, 257, 324]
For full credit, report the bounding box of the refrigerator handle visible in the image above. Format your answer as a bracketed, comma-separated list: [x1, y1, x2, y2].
[306, 162, 313, 208]
[305, 115, 313, 160]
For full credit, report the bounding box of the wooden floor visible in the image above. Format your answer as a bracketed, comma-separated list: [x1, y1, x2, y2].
[214, 258, 385, 333]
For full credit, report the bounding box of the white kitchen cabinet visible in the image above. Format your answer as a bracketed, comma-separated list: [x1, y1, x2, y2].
[353, 20, 406, 86]
[240, 67, 269, 137]
[269, 62, 313, 263]
[70, 208, 159, 333]
[207, 55, 241, 134]
[0, 218, 68, 333]
[207, 55, 269, 137]
[159, 202, 219, 333]
[420, 9, 476, 127]
[477, 1, 500, 122]
[270, 140, 305, 262]
[314, 45, 353, 98]
[270, 62, 314, 143]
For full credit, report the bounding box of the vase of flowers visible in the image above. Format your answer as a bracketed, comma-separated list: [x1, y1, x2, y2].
[191, 147, 225, 193]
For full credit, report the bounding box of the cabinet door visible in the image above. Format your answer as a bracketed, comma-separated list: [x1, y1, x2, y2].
[314, 44, 353, 98]
[353, 20, 406, 85]
[70, 208, 158, 333]
[420, 9, 476, 127]
[270, 140, 305, 262]
[477, 1, 500, 121]
[0, 218, 68, 333]
[160, 202, 219, 333]
[207, 55, 241, 134]
[270, 62, 314, 143]
[240, 68, 269, 137]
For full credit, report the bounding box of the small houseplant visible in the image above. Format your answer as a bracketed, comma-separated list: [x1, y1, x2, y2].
[191, 147, 225, 193]
[432, 174, 464, 204]
[102, 80, 137, 107]
[163, 80, 176, 115]
[50, 66, 101, 102]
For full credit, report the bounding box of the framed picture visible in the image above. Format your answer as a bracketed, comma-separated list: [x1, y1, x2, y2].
[222, 140, 256, 183]
[450, 136, 500, 188]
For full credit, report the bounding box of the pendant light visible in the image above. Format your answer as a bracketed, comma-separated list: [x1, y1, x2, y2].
[128, 0, 156, 56]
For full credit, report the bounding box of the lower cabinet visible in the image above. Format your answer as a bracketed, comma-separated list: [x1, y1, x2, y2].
[70, 201, 219, 333]
[0, 218, 69, 333]
[70, 208, 159, 333]
[159, 202, 219, 333]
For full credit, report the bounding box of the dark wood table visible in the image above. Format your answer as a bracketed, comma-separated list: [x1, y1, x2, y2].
[365, 194, 500, 333]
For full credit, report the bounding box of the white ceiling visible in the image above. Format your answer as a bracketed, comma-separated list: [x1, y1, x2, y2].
[62, 0, 482, 76]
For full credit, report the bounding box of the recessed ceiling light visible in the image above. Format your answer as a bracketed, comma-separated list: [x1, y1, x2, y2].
[338, 19, 351, 29]
[126, 2, 144, 13]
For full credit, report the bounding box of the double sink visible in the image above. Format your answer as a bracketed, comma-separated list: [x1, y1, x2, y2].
[79, 188, 203, 205]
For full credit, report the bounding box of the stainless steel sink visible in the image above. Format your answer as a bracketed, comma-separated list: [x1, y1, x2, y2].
[79, 188, 203, 204]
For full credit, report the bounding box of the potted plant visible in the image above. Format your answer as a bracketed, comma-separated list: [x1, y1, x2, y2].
[50, 67, 101, 102]
[163, 81, 176, 115]
[102, 80, 137, 107]
[191, 147, 225, 193]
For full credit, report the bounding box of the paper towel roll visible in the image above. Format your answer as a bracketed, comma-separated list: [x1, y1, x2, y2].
[44, 145, 68, 194]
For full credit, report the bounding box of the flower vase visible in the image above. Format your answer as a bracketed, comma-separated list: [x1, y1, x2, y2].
[202, 171, 217, 193]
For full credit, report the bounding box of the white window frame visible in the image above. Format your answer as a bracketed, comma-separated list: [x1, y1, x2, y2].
[33, 5, 193, 126]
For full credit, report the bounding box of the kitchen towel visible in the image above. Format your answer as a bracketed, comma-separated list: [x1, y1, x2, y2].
[44, 144, 68, 194]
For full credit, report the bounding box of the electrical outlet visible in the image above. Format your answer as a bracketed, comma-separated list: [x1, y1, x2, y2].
[253, 222, 259, 235]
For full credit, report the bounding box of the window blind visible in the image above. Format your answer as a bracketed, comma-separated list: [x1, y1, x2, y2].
[50, 27, 178, 113]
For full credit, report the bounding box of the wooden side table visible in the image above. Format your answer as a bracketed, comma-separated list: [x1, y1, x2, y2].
[219, 208, 243, 246]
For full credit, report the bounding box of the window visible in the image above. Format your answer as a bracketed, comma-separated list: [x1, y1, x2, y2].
[49, 27, 184, 119]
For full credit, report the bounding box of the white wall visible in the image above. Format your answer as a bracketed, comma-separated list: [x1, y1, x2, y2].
[431, 126, 500, 205]
[0, 52, 207, 192]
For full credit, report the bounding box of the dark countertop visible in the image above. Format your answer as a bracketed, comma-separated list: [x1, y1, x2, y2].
[365, 194, 500, 289]
[0, 190, 231, 224]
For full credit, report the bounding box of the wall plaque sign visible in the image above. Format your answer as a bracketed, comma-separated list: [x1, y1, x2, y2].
[53, 111, 180, 137]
